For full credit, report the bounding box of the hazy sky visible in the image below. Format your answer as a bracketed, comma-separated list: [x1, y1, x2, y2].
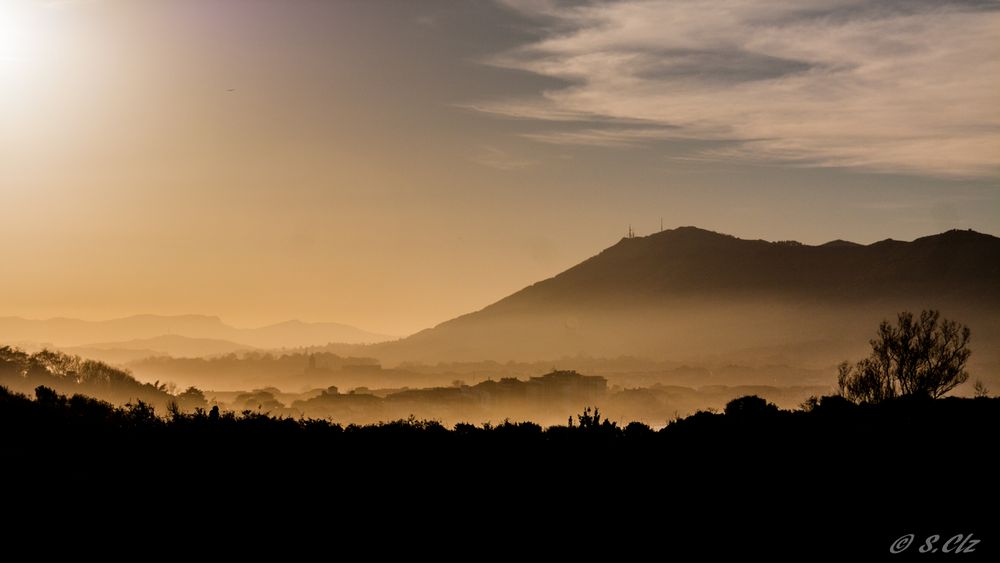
[2, 0, 998, 335]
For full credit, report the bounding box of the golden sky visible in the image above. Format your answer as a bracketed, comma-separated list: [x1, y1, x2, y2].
[2, 0, 998, 335]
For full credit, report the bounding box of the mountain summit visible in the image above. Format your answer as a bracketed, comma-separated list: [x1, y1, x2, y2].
[490, 226, 999, 308]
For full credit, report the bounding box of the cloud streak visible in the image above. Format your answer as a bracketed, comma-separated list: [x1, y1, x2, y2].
[478, 0, 1000, 177]
[468, 145, 537, 171]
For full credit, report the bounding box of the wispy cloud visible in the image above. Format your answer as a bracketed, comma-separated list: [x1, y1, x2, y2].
[522, 126, 682, 147]
[477, 0, 1000, 177]
[468, 145, 536, 171]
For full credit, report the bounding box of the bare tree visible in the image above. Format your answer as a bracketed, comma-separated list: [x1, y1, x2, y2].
[838, 310, 971, 403]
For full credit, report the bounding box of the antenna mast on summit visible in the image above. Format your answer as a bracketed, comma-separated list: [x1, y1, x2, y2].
[660, 217, 663, 232]
[627, 224, 635, 239]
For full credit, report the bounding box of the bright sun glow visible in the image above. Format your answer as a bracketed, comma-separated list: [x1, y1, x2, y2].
[0, 3, 45, 69]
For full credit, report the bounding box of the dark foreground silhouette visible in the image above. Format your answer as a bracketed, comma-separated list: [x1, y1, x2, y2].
[2, 385, 995, 558]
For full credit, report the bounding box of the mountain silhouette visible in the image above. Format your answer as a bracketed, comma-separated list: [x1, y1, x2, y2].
[361, 227, 1000, 366]
[0, 314, 393, 350]
[479, 226, 998, 305]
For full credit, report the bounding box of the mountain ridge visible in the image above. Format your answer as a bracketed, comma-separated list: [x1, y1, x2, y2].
[360, 227, 1000, 365]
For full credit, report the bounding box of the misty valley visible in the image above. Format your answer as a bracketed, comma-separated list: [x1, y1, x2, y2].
[1, 346, 832, 427]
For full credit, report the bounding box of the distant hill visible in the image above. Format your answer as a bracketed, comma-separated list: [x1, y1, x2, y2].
[357, 227, 1000, 369]
[0, 314, 393, 350]
[242, 320, 395, 349]
[64, 334, 258, 363]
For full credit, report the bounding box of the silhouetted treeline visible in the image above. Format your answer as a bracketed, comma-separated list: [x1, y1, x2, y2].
[3, 384, 995, 557]
[0, 346, 175, 410]
[5, 383, 996, 455]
